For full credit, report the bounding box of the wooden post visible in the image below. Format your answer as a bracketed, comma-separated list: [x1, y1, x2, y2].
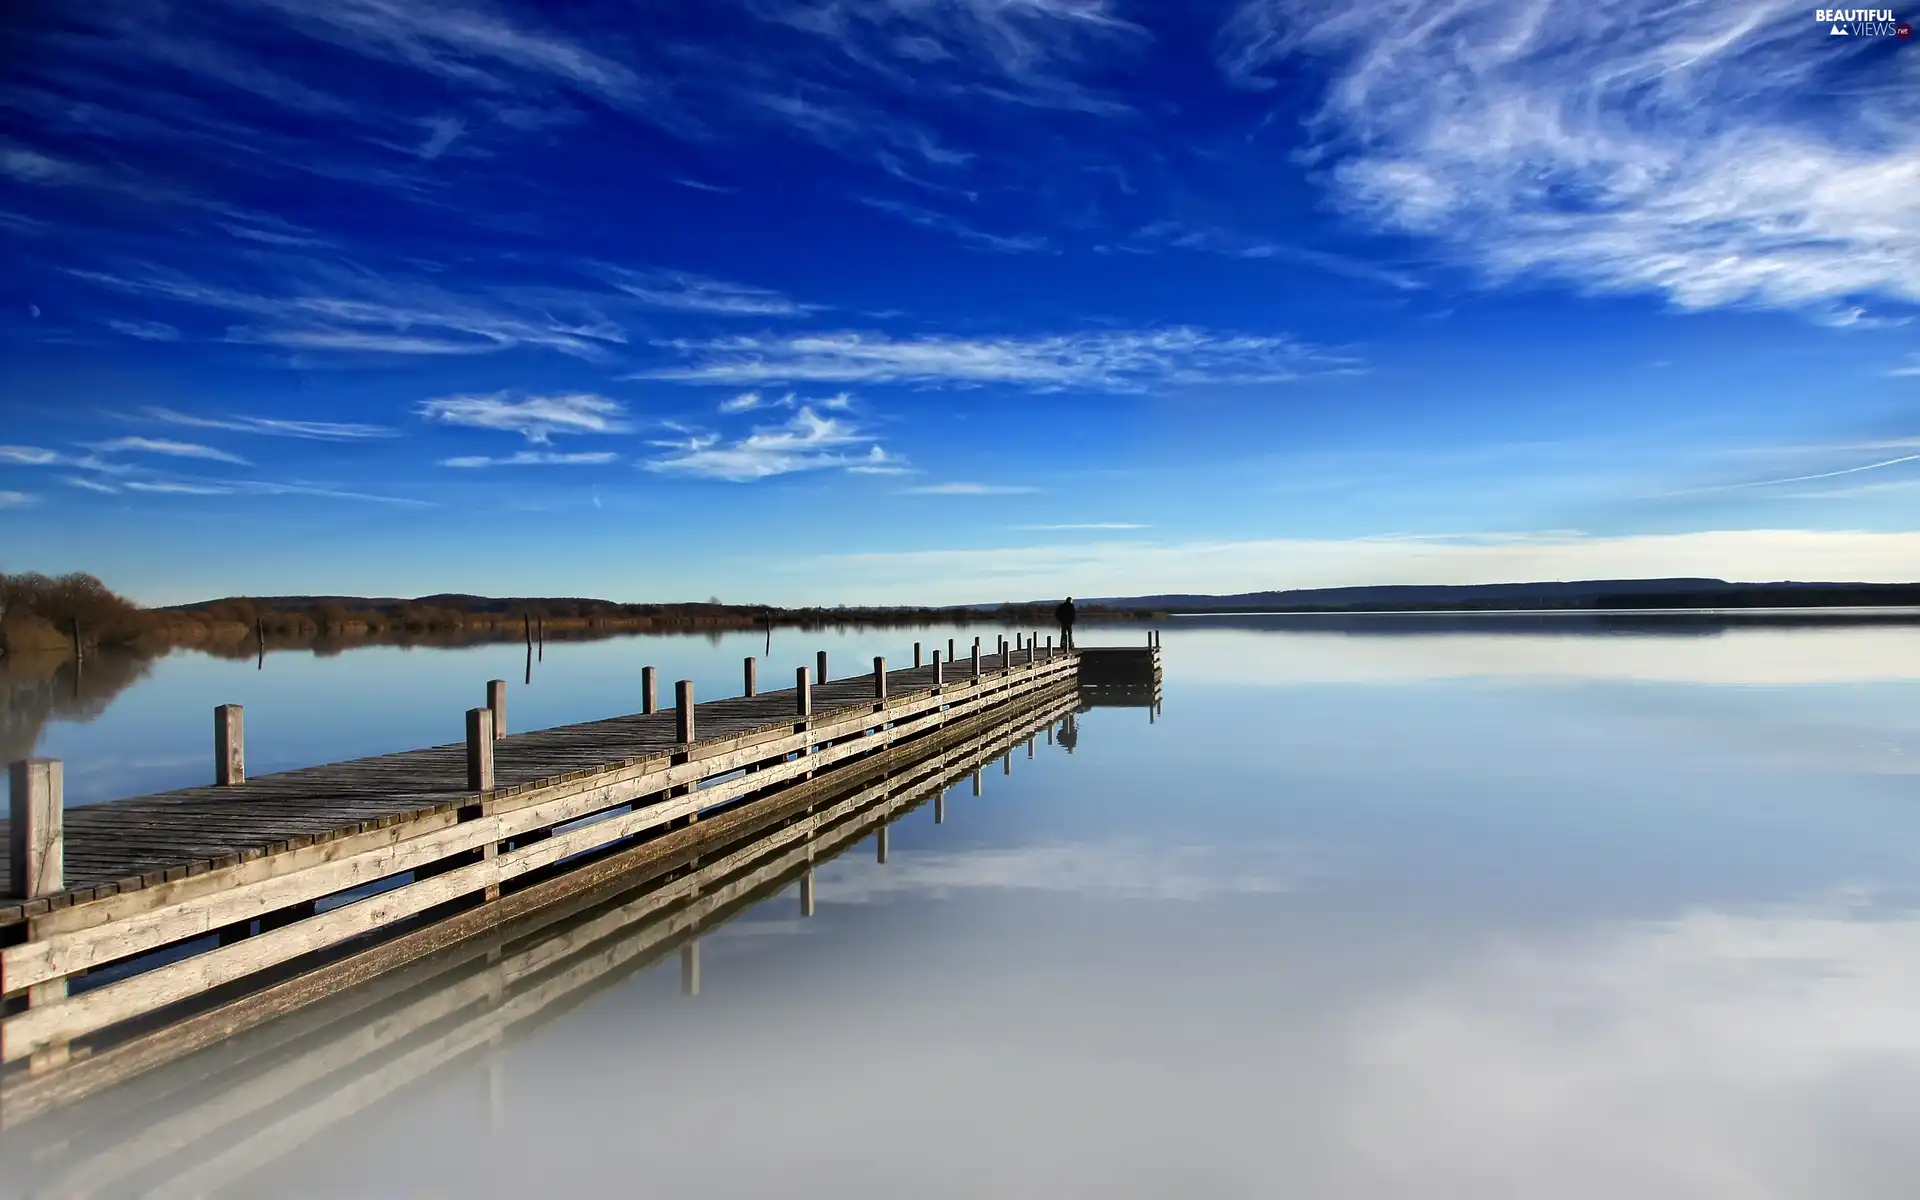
[69, 618, 83, 665]
[9, 758, 63, 899]
[932, 650, 943, 689]
[817, 650, 829, 685]
[214, 703, 245, 786]
[971, 643, 981, 678]
[796, 666, 812, 716]
[1046, 635, 1053, 658]
[466, 708, 494, 791]
[948, 637, 956, 660]
[487, 679, 506, 739]
[523, 613, 532, 648]
[873, 656, 887, 701]
[675, 680, 696, 743]
[877, 826, 889, 864]
[743, 656, 757, 697]
[913, 641, 922, 669]
[642, 666, 657, 714]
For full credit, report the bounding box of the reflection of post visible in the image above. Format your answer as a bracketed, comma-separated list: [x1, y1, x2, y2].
[799, 867, 815, 917]
[1002, 750, 1011, 776]
[971, 769, 982, 796]
[1059, 713, 1078, 753]
[1046, 724, 1054, 745]
[487, 1046, 506, 1133]
[935, 792, 946, 824]
[256, 618, 265, 670]
[876, 826, 889, 864]
[1027, 736, 1034, 759]
[681, 940, 701, 996]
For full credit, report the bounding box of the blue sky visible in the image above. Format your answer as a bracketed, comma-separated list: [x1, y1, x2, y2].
[1, 0, 1917, 606]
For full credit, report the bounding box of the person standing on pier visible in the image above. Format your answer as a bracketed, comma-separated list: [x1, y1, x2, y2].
[1055, 596, 1077, 650]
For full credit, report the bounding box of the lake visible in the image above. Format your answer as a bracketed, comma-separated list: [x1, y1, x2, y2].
[6, 616, 1920, 1197]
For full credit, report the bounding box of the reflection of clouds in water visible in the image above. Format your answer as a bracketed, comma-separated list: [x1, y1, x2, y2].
[1172, 625, 1920, 686]
[811, 839, 1321, 904]
[1331, 903, 1920, 1198]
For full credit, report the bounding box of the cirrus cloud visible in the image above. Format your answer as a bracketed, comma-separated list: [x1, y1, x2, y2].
[639, 327, 1361, 391]
[417, 392, 631, 442]
[1221, 0, 1920, 317]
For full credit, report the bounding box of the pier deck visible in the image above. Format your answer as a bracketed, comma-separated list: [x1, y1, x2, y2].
[0, 643, 1112, 1072]
[0, 648, 1064, 922]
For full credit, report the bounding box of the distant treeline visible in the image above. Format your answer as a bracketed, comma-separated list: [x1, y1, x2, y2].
[1164, 583, 1920, 614]
[0, 572, 1150, 657]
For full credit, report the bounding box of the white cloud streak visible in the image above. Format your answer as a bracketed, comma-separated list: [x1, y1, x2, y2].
[0, 446, 61, 466]
[1222, 0, 1920, 316]
[89, 436, 249, 465]
[857, 196, 1049, 253]
[417, 392, 630, 443]
[143, 407, 400, 440]
[105, 319, 181, 341]
[0, 491, 37, 508]
[601, 267, 822, 317]
[645, 407, 898, 481]
[641, 328, 1360, 391]
[440, 451, 620, 468]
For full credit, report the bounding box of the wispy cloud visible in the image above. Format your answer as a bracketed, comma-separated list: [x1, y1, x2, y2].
[857, 196, 1049, 254]
[1124, 220, 1423, 291]
[143, 407, 400, 440]
[0, 445, 61, 466]
[1672, 453, 1920, 496]
[440, 451, 620, 468]
[89, 436, 249, 465]
[69, 264, 628, 360]
[104, 319, 181, 341]
[1887, 355, 1920, 379]
[123, 480, 234, 496]
[904, 482, 1039, 495]
[641, 328, 1360, 391]
[601, 267, 822, 317]
[0, 491, 37, 508]
[645, 406, 897, 481]
[1221, 1, 1920, 316]
[417, 392, 630, 443]
[719, 391, 765, 413]
[1016, 522, 1148, 530]
[64, 476, 120, 495]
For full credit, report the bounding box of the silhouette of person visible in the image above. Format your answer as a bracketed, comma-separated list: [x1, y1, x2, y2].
[1057, 713, 1078, 753]
[1055, 596, 1077, 650]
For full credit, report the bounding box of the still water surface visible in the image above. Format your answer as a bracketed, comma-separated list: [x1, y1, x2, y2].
[7, 617, 1920, 1197]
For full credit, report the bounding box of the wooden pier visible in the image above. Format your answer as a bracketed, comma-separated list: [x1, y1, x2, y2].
[0, 686, 1077, 1178]
[1, 633, 1158, 1087]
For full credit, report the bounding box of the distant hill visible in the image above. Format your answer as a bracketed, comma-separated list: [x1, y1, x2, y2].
[1082, 579, 1920, 612]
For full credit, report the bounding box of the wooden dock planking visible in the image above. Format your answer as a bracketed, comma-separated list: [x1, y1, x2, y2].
[1, 682, 1080, 1156]
[0, 649, 1046, 920]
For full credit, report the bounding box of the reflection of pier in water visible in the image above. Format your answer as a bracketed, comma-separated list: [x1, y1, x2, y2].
[0, 687, 1087, 1193]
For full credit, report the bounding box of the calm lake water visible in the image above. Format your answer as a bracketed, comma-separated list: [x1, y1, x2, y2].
[7, 616, 1920, 1197]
